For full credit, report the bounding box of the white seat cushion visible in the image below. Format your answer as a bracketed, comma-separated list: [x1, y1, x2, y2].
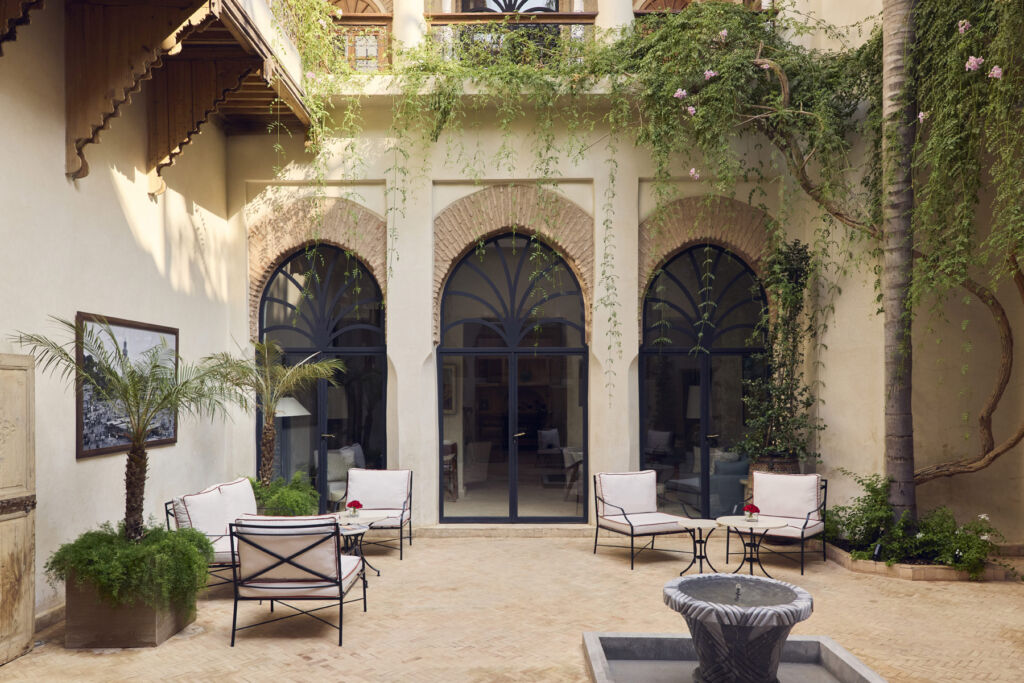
[758, 516, 825, 540]
[753, 472, 822, 521]
[238, 555, 363, 598]
[598, 511, 690, 535]
[210, 534, 234, 564]
[366, 509, 410, 528]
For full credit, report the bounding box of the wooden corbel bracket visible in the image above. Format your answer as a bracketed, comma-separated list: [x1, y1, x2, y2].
[0, 0, 45, 56]
[64, 0, 215, 180]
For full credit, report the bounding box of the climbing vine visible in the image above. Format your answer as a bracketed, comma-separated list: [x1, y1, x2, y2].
[270, 0, 1024, 482]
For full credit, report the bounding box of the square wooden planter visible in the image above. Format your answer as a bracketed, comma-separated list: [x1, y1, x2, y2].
[64, 578, 195, 648]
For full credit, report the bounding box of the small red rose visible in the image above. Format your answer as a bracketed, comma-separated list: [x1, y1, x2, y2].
[347, 500, 363, 510]
[743, 503, 760, 514]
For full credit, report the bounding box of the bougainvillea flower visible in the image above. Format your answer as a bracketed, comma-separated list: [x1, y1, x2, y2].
[988, 66, 1003, 79]
[704, 70, 718, 80]
[957, 19, 971, 34]
[965, 56, 985, 71]
[673, 88, 687, 99]
[687, 106, 697, 116]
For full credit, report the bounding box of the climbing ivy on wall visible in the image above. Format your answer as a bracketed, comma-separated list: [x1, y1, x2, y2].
[270, 0, 1024, 481]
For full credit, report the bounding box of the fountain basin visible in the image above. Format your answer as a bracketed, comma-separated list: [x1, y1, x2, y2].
[664, 574, 814, 683]
[582, 633, 886, 683]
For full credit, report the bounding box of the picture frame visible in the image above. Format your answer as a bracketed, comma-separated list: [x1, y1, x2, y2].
[75, 312, 179, 459]
[442, 362, 458, 415]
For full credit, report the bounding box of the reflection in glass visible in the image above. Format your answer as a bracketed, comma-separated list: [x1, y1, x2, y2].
[641, 245, 766, 517]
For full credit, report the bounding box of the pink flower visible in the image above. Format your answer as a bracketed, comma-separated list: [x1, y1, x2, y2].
[965, 56, 985, 72]
[306, 71, 315, 79]
[673, 88, 687, 99]
[704, 70, 718, 81]
[760, 63, 771, 70]
[957, 19, 971, 34]
[687, 106, 697, 116]
[988, 65, 1003, 79]
[719, 29, 728, 39]
[917, 111, 929, 123]
[689, 168, 700, 180]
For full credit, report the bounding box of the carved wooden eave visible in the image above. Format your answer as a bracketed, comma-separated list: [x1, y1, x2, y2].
[65, 0, 309, 184]
[0, 0, 44, 56]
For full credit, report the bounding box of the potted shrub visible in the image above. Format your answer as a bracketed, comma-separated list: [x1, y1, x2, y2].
[736, 240, 824, 473]
[16, 317, 237, 647]
[208, 340, 344, 487]
[248, 472, 320, 516]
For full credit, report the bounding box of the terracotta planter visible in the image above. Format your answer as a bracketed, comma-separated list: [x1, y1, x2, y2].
[64, 576, 195, 648]
[749, 455, 800, 474]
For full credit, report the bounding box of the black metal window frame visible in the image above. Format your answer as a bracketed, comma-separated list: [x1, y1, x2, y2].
[461, 0, 559, 12]
[438, 233, 588, 524]
[639, 244, 766, 518]
[258, 245, 387, 513]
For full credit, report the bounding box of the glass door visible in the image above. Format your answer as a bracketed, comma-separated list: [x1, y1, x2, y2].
[515, 354, 585, 518]
[438, 233, 587, 522]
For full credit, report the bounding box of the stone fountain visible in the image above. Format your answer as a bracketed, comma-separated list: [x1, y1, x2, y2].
[663, 574, 813, 683]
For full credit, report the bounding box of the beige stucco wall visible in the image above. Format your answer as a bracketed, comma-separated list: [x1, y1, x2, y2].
[0, 3, 255, 614]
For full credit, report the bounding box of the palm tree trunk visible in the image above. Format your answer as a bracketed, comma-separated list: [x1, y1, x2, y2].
[259, 421, 277, 487]
[882, 0, 917, 521]
[124, 444, 148, 541]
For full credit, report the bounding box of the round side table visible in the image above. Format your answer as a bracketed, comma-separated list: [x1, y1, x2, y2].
[715, 515, 787, 578]
[677, 519, 720, 574]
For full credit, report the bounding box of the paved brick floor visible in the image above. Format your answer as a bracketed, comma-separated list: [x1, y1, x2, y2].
[4, 533, 1023, 682]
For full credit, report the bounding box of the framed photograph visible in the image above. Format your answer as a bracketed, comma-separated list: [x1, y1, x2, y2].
[75, 312, 179, 459]
[442, 362, 458, 415]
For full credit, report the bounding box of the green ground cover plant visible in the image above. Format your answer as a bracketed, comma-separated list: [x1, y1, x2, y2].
[826, 469, 1006, 579]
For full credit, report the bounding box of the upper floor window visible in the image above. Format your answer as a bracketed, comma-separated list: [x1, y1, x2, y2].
[462, 0, 558, 10]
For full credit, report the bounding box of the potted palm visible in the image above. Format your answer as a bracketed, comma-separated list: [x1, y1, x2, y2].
[736, 240, 824, 473]
[15, 317, 238, 648]
[207, 341, 344, 492]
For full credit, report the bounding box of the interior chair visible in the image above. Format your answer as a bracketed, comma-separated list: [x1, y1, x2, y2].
[228, 516, 367, 646]
[726, 471, 827, 574]
[593, 470, 693, 569]
[326, 443, 366, 510]
[341, 468, 413, 560]
[537, 428, 561, 467]
[663, 452, 750, 518]
[644, 429, 673, 458]
[562, 447, 583, 505]
[463, 441, 492, 487]
[165, 477, 257, 587]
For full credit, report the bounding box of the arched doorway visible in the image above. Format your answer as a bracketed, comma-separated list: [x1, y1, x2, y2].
[260, 245, 386, 513]
[640, 244, 765, 518]
[439, 233, 587, 522]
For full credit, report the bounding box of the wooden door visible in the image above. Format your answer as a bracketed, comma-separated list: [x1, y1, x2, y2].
[0, 354, 35, 665]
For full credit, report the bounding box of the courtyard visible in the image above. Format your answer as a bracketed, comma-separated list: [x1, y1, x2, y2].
[5, 532, 1023, 682]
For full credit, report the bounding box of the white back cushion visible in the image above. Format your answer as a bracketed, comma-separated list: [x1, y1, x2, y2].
[753, 472, 821, 520]
[219, 478, 257, 523]
[181, 487, 227, 536]
[596, 471, 657, 516]
[347, 469, 411, 509]
[233, 517, 340, 580]
[171, 498, 191, 529]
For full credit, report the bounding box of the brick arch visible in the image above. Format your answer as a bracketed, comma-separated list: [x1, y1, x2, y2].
[433, 184, 594, 344]
[248, 197, 387, 340]
[638, 195, 771, 326]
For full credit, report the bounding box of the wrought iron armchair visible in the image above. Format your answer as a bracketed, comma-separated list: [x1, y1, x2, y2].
[593, 470, 693, 569]
[228, 517, 367, 646]
[726, 471, 828, 575]
[340, 468, 413, 560]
